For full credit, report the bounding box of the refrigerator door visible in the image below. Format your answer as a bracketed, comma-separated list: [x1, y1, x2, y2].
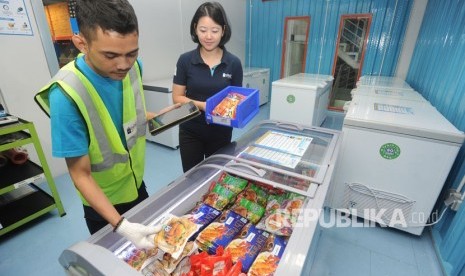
[345, 95, 465, 144]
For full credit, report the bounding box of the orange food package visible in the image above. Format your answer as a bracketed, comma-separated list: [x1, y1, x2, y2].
[224, 223, 269, 273]
[247, 234, 288, 276]
[211, 92, 246, 119]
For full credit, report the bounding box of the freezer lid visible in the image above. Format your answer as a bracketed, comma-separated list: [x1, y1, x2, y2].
[272, 73, 333, 90]
[351, 86, 426, 102]
[345, 95, 465, 144]
[215, 120, 341, 189]
[143, 78, 173, 92]
[243, 67, 270, 75]
[357, 75, 413, 90]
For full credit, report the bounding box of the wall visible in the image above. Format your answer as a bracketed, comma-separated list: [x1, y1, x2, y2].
[131, 0, 247, 82]
[246, 0, 413, 82]
[0, 0, 66, 175]
[407, 0, 465, 275]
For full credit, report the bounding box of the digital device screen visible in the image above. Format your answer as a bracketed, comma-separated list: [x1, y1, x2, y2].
[148, 101, 200, 135]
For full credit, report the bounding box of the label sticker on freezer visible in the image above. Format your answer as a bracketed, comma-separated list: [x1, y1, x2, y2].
[374, 103, 414, 114]
[379, 143, 401, 159]
[286, 94, 296, 103]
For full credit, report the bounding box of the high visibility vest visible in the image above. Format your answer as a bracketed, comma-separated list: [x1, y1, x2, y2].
[35, 60, 147, 206]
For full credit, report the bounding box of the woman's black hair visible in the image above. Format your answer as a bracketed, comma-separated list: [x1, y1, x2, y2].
[190, 2, 232, 47]
[75, 0, 138, 41]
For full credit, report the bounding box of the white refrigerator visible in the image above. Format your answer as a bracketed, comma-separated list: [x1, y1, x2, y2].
[270, 73, 334, 127]
[143, 78, 178, 149]
[243, 67, 270, 106]
[328, 95, 464, 235]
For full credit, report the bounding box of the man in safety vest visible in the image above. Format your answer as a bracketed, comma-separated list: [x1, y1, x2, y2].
[35, 0, 163, 249]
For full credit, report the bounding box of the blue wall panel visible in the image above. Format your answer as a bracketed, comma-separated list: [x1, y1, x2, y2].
[408, 0, 465, 275]
[246, 0, 413, 82]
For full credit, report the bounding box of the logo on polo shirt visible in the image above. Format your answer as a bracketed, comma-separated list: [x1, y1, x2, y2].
[222, 73, 232, 79]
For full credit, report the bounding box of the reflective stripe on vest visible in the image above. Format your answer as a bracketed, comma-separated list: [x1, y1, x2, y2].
[47, 66, 146, 172]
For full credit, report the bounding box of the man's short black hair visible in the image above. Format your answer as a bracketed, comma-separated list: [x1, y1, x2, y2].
[75, 0, 138, 41]
[190, 2, 232, 48]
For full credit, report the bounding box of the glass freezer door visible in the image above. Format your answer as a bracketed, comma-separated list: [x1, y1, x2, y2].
[217, 120, 340, 188]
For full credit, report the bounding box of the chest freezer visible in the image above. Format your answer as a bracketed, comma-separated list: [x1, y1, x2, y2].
[243, 67, 270, 106]
[270, 73, 334, 127]
[59, 120, 341, 276]
[143, 78, 178, 149]
[356, 75, 414, 91]
[327, 95, 464, 235]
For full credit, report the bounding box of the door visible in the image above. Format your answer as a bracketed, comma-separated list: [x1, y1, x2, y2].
[280, 16, 310, 78]
[329, 14, 371, 110]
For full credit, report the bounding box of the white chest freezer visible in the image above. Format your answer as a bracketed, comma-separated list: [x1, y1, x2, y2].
[59, 120, 341, 276]
[327, 95, 464, 235]
[243, 67, 270, 106]
[143, 78, 178, 149]
[350, 86, 427, 102]
[356, 75, 414, 91]
[270, 73, 334, 127]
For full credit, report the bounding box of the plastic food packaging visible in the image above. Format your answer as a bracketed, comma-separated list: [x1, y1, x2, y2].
[247, 234, 288, 276]
[225, 223, 269, 272]
[155, 215, 200, 260]
[211, 92, 246, 119]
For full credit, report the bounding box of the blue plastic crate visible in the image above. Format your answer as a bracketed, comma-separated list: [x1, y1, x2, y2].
[206, 86, 259, 128]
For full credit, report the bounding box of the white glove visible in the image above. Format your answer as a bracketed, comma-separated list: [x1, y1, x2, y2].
[116, 218, 162, 249]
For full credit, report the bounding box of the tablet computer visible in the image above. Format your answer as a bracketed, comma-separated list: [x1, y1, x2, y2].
[148, 101, 200, 135]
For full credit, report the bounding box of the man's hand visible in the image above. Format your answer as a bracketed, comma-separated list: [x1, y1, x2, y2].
[116, 218, 162, 249]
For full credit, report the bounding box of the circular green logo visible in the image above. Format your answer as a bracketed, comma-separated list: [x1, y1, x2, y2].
[379, 143, 401, 159]
[286, 94, 295, 104]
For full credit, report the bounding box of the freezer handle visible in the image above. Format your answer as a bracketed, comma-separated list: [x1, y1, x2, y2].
[224, 162, 266, 177]
[275, 122, 304, 131]
[59, 241, 139, 276]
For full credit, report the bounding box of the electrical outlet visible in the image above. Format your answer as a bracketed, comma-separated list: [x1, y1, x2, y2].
[444, 189, 462, 210]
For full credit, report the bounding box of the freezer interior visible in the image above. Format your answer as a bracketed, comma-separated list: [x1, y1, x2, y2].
[59, 121, 341, 276]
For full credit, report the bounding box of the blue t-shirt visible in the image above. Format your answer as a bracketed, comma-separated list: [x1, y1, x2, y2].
[49, 56, 141, 158]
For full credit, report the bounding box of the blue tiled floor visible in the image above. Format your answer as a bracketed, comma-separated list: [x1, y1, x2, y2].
[0, 104, 444, 275]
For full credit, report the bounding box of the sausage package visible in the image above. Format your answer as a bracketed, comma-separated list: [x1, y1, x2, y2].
[225, 223, 269, 273]
[195, 210, 248, 255]
[247, 234, 288, 276]
[183, 203, 222, 241]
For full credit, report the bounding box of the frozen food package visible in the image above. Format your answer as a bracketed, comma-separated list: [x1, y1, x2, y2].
[236, 183, 268, 207]
[217, 172, 248, 194]
[196, 210, 248, 255]
[225, 223, 269, 273]
[211, 92, 246, 119]
[203, 183, 236, 210]
[116, 245, 160, 272]
[247, 234, 288, 276]
[256, 209, 293, 236]
[156, 241, 198, 274]
[155, 215, 200, 260]
[230, 198, 265, 224]
[183, 203, 222, 240]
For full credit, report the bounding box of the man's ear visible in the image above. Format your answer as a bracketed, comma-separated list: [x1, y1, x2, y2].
[72, 34, 88, 54]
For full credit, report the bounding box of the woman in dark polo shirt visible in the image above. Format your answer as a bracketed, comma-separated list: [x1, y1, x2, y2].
[172, 2, 243, 172]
